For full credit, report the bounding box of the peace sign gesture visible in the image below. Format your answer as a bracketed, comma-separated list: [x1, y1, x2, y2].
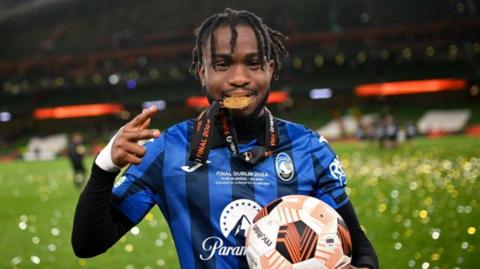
[111, 106, 161, 167]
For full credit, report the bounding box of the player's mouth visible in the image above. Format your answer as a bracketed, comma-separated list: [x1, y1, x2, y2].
[221, 90, 256, 110]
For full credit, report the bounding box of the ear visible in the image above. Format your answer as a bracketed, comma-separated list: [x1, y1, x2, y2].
[198, 62, 206, 87]
[266, 59, 274, 81]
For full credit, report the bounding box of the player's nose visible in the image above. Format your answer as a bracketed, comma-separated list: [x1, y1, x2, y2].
[228, 64, 250, 87]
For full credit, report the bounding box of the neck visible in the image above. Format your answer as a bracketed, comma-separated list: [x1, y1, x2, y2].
[233, 108, 266, 143]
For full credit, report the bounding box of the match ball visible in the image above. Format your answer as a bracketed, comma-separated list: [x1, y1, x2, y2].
[245, 195, 352, 269]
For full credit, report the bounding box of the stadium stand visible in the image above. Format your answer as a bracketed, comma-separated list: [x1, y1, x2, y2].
[417, 109, 471, 134]
[23, 133, 68, 161]
[316, 114, 379, 140]
[0, 0, 479, 156]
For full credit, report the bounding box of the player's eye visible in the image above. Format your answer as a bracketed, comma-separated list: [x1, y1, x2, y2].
[247, 60, 262, 70]
[214, 61, 229, 71]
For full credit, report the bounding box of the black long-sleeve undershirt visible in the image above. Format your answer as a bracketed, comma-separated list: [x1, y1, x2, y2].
[71, 163, 133, 258]
[72, 163, 378, 268]
[336, 201, 379, 269]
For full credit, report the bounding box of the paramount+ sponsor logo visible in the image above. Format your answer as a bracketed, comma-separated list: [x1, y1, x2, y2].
[199, 199, 261, 261]
[200, 236, 245, 261]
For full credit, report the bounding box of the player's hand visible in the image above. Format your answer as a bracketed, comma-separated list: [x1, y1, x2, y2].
[111, 106, 160, 167]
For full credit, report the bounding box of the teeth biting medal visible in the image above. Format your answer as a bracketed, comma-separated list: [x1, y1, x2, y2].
[222, 95, 253, 109]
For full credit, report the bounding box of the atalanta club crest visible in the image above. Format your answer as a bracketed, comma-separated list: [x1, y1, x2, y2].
[275, 152, 295, 182]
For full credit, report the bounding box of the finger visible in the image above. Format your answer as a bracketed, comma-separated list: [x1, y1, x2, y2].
[125, 153, 142, 165]
[123, 142, 147, 157]
[127, 106, 158, 128]
[111, 147, 142, 167]
[125, 129, 161, 141]
[140, 118, 151, 130]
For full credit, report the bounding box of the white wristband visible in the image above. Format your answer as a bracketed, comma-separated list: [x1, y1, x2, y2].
[95, 130, 122, 172]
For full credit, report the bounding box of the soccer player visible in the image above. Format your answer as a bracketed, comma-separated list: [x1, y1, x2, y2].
[72, 8, 378, 269]
[68, 132, 87, 189]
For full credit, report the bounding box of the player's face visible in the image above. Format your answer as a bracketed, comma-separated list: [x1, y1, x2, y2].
[199, 25, 274, 119]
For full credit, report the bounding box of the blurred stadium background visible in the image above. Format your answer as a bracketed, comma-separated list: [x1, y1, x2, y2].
[0, 0, 479, 268]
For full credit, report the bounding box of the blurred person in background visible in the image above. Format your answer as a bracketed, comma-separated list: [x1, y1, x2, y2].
[373, 120, 385, 148]
[72, 8, 378, 269]
[382, 114, 398, 149]
[68, 132, 87, 189]
[405, 120, 417, 142]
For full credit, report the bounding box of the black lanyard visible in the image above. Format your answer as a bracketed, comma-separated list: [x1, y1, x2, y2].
[189, 101, 278, 166]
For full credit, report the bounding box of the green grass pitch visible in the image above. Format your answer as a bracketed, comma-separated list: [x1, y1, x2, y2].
[1, 135, 479, 268]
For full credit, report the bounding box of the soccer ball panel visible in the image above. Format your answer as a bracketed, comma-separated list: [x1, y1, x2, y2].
[292, 258, 328, 269]
[316, 233, 349, 268]
[246, 248, 261, 269]
[245, 217, 279, 256]
[309, 199, 340, 225]
[298, 210, 328, 234]
[253, 198, 283, 223]
[259, 249, 293, 269]
[337, 218, 352, 257]
[276, 221, 317, 264]
[270, 204, 302, 225]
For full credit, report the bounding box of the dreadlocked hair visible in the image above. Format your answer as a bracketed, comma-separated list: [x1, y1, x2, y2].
[189, 8, 289, 80]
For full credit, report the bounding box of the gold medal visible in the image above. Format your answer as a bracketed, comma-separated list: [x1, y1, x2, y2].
[222, 95, 253, 110]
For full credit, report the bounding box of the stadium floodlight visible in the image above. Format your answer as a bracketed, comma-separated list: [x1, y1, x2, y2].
[142, 100, 166, 111]
[137, 56, 148, 66]
[309, 88, 332, 99]
[34, 104, 124, 119]
[108, 74, 121, 85]
[355, 78, 466, 96]
[0, 112, 12, 122]
[126, 79, 137, 89]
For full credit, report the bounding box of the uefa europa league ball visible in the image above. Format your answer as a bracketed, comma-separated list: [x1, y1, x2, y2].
[245, 195, 352, 269]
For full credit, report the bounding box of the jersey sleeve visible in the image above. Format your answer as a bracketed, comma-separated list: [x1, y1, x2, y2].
[110, 135, 165, 224]
[309, 131, 349, 209]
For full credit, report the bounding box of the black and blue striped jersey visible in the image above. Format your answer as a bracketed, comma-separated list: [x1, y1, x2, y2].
[110, 118, 349, 269]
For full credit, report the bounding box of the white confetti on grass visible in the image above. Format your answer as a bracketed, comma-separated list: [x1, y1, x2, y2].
[51, 227, 60, 236]
[18, 221, 27, 230]
[30, 255, 41, 264]
[11, 256, 22, 266]
[156, 259, 165, 266]
[48, 243, 57, 252]
[131, 226, 140, 236]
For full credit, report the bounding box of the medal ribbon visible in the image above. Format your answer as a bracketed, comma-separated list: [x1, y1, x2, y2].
[189, 101, 278, 165]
